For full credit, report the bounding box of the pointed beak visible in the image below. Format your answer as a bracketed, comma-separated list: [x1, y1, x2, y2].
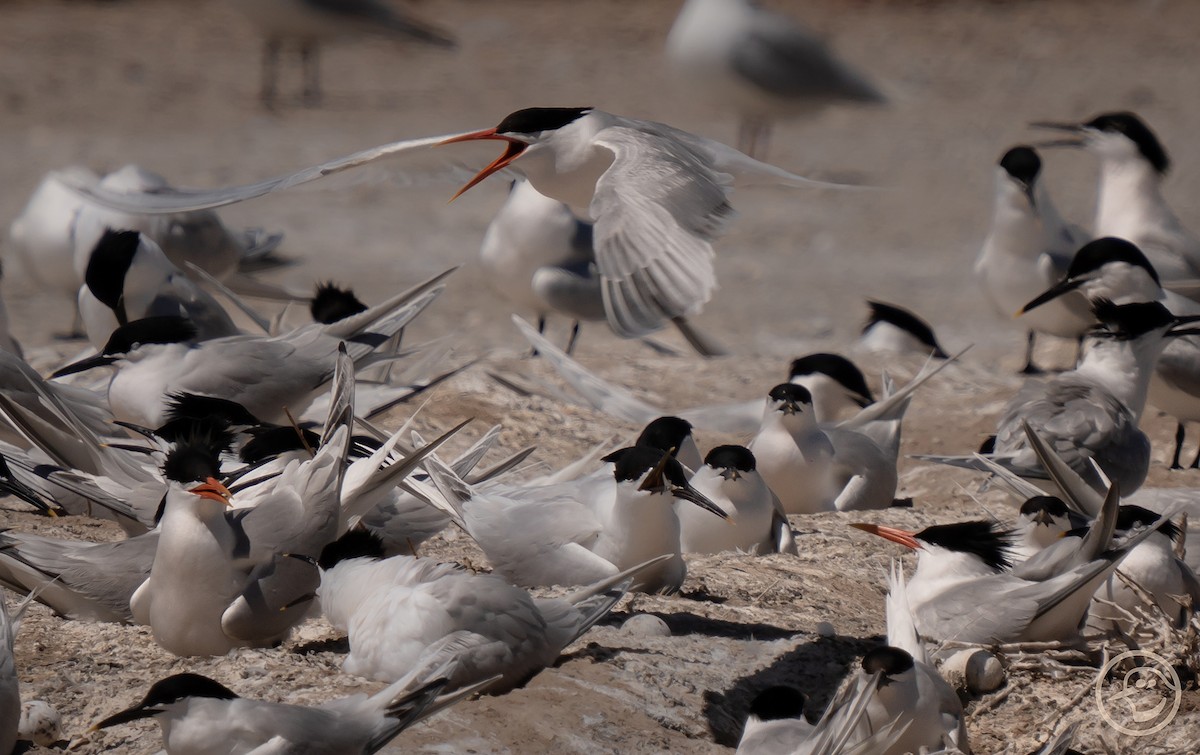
[440, 128, 529, 200]
[777, 399, 800, 415]
[850, 522, 921, 550]
[1028, 121, 1087, 149]
[91, 705, 159, 731]
[189, 476, 232, 506]
[672, 483, 730, 520]
[1018, 276, 1085, 316]
[638, 449, 674, 494]
[1021, 181, 1037, 210]
[51, 353, 116, 379]
[1033, 511, 1056, 526]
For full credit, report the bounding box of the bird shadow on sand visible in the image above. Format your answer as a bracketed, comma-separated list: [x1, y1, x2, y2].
[290, 636, 350, 656]
[702, 633, 884, 746]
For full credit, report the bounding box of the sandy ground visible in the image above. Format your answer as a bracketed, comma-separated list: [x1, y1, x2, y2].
[3, 0, 1200, 752]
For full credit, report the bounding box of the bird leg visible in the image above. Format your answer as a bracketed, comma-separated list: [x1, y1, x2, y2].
[261, 37, 281, 108]
[1171, 421, 1187, 470]
[528, 315, 548, 358]
[1019, 331, 1043, 374]
[565, 321, 581, 356]
[300, 41, 321, 107]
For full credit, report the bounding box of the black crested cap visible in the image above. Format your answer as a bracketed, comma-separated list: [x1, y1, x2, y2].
[101, 316, 197, 356]
[495, 107, 593, 135]
[768, 383, 813, 404]
[788, 353, 874, 404]
[1019, 495, 1069, 519]
[85, 229, 141, 316]
[318, 529, 386, 570]
[1116, 505, 1180, 542]
[152, 416, 236, 446]
[863, 300, 947, 357]
[162, 437, 226, 484]
[977, 435, 997, 454]
[705, 444, 755, 472]
[166, 393, 261, 426]
[999, 146, 1042, 185]
[602, 445, 690, 486]
[1067, 237, 1160, 285]
[636, 416, 694, 453]
[310, 282, 367, 325]
[915, 520, 1014, 571]
[240, 426, 322, 464]
[138, 673, 238, 706]
[748, 686, 805, 722]
[861, 646, 914, 677]
[1090, 299, 1174, 338]
[1085, 112, 1169, 174]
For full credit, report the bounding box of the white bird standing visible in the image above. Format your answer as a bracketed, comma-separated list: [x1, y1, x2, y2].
[1020, 236, 1200, 470]
[312, 529, 642, 691]
[749, 384, 835, 514]
[924, 299, 1200, 494]
[443, 107, 854, 338]
[974, 145, 1092, 373]
[1033, 111, 1200, 285]
[90, 660, 470, 755]
[238, 0, 456, 108]
[665, 0, 886, 158]
[678, 445, 796, 555]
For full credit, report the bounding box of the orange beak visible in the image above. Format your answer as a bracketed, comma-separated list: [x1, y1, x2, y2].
[440, 128, 528, 200]
[189, 477, 232, 506]
[850, 522, 922, 550]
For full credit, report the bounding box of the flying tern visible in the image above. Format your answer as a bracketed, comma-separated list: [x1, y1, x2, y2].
[443, 106, 857, 338]
[1033, 111, 1200, 285]
[974, 145, 1091, 373]
[91, 658, 474, 754]
[238, 0, 455, 108]
[678, 445, 796, 555]
[665, 0, 885, 158]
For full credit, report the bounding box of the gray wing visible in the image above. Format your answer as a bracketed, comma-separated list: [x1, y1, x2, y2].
[732, 19, 883, 103]
[995, 378, 1149, 492]
[531, 263, 607, 322]
[56, 133, 470, 214]
[1153, 338, 1200, 398]
[590, 126, 735, 337]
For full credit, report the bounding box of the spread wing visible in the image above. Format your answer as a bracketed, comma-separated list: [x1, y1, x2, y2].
[589, 126, 735, 337]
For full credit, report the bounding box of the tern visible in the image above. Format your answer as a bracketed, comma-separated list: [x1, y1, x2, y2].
[1088, 504, 1200, 632]
[677, 445, 796, 555]
[238, 0, 455, 108]
[789, 353, 875, 423]
[414, 445, 728, 592]
[50, 268, 450, 428]
[312, 529, 646, 691]
[1033, 111, 1200, 285]
[863, 563, 969, 754]
[0, 593, 33, 755]
[923, 299, 1200, 494]
[851, 484, 1172, 644]
[735, 686, 813, 755]
[1020, 236, 1200, 470]
[443, 106, 855, 338]
[974, 146, 1091, 373]
[858, 300, 948, 359]
[750, 377, 914, 514]
[91, 659, 473, 755]
[78, 229, 238, 348]
[665, 0, 885, 158]
[1014, 495, 1085, 560]
[634, 415, 704, 473]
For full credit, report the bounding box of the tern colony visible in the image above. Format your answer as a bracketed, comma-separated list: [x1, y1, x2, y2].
[0, 3, 1196, 754]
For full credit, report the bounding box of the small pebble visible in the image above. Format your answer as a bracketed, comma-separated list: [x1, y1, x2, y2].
[815, 621, 835, 637]
[620, 614, 671, 637]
